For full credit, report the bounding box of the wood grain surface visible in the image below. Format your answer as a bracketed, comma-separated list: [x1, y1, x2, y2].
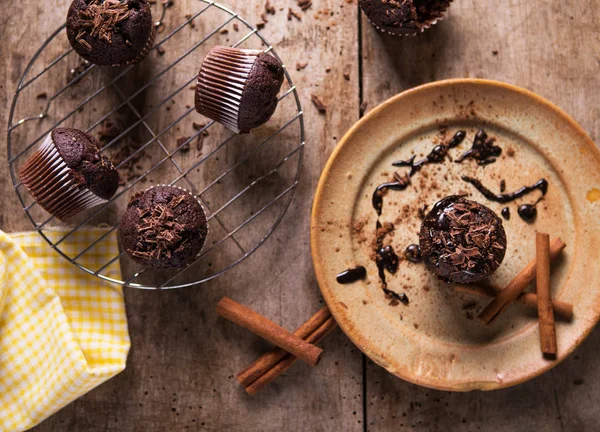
[0, 0, 598, 431]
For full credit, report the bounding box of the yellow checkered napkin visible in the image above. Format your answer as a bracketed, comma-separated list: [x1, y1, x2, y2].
[0, 228, 130, 431]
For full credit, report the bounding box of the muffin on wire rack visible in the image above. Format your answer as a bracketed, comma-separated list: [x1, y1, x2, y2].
[195, 46, 285, 133]
[19, 128, 119, 221]
[66, 0, 155, 66]
[359, 0, 452, 36]
[119, 185, 209, 269]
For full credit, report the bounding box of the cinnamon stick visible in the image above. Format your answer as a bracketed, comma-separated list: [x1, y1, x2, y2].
[478, 237, 566, 324]
[536, 232, 557, 356]
[237, 306, 331, 387]
[455, 284, 573, 320]
[216, 297, 323, 367]
[245, 316, 338, 395]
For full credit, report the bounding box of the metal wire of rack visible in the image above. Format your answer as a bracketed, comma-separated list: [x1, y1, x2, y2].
[7, 0, 305, 289]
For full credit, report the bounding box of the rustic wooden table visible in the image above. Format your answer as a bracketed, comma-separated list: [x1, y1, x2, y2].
[1, 0, 599, 430]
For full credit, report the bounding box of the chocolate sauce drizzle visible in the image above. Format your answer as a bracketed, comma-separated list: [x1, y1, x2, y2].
[404, 244, 422, 263]
[392, 130, 467, 176]
[366, 131, 469, 304]
[372, 175, 410, 216]
[336, 266, 367, 284]
[375, 221, 408, 304]
[455, 129, 502, 165]
[462, 176, 548, 203]
[372, 131, 467, 216]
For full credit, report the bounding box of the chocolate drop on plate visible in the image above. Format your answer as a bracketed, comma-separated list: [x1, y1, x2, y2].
[517, 204, 537, 222]
[462, 176, 548, 203]
[404, 244, 422, 263]
[336, 266, 367, 284]
[501, 207, 510, 220]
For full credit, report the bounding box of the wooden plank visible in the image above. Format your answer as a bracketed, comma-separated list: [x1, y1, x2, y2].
[361, 1, 600, 431]
[0, 0, 363, 430]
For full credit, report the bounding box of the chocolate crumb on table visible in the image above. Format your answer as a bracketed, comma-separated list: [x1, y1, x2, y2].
[36, 92, 48, 99]
[311, 94, 326, 113]
[233, 23, 239, 31]
[298, 0, 312, 11]
[67, 61, 91, 84]
[156, 45, 165, 56]
[288, 8, 302, 21]
[296, 61, 308, 71]
[177, 136, 191, 153]
[265, 0, 276, 14]
[359, 101, 368, 116]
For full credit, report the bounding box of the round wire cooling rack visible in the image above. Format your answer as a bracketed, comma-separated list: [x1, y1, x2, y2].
[7, 0, 305, 289]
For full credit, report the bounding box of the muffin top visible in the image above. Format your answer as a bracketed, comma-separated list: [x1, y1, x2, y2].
[51, 128, 119, 199]
[119, 186, 208, 268]
[66, 0, 153, 66]
[359, 0, 451, 34]
[419, 195, 507, 284]
[238, 52, 284, 133]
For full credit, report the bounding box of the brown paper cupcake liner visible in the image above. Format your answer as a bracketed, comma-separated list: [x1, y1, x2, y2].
[195, 46, 263, 133]
[19, 133, 108, 221]
[364, 0, 453, 37]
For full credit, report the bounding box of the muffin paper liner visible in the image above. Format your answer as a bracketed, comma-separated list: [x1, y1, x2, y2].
[364, 0, 453, 37]
[195, 46, 263, 134]
[19, 133, 108, 221]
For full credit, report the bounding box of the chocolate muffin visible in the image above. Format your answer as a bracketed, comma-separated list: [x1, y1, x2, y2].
[120, 186, 208, 268]
[195, 46, 284, 133]
[19, 128, 119, 221]
[359, 0, 451, 36]
[419, 196, 507, 284]
[66, 0, 154, 66]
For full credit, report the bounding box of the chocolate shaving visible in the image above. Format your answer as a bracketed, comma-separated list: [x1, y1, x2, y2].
[129, 194, 190, 261]
[76, 0, 131, 45]
[78, 39, 93, 51]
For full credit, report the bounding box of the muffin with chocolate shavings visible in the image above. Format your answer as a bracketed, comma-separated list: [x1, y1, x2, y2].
[419, 195, 507, 283]
[120, 186, 208, 268]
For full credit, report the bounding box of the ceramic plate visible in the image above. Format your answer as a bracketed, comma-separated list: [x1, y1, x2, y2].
[311, 79, 600, 391]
